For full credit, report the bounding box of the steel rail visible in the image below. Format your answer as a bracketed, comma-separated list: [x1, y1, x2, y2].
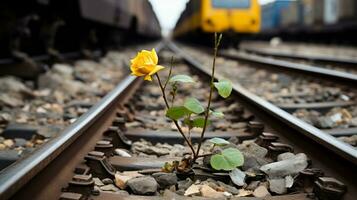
[218, 50, 357, 87]
[167, 41, 357, 165]
[0, 42, 165, 200]
[241, 46, 357, 66]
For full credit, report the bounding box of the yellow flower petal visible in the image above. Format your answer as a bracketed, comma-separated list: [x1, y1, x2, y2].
[131, 71, 144, 76]
[141, 50, 155, 64]
[130, 63, 145, 76]
[130, 48, 163, 80]
[144, 74, 152, 81]
[151, 48, 158, 64]
[149, 65, 165, 76]
[138, 64, 155, 74]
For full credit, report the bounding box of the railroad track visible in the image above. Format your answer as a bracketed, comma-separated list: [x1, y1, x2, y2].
[0, 42, 163, 172]
[0, 41, 356, 199]
[240, 46, 357, 66]
[219, 49, 357, 87]
[238, 46, 357, 75]
[179, 43, 357, 144]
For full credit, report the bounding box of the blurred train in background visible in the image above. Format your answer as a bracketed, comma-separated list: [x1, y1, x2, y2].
[256, 0, 357, 44]
[173, 0, 261, 45]
[0, 0, 161, 60]
[174, 0, 357, 45]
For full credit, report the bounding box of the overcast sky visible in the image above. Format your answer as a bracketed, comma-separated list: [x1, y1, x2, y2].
[148, 0, 275, 34]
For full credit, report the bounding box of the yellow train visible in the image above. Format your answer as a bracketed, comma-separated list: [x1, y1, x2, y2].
[174, 0, 260, 38]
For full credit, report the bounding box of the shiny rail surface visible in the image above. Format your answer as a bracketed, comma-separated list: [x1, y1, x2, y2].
[241, 46, 357, 66]
[218, 50, 357, 87]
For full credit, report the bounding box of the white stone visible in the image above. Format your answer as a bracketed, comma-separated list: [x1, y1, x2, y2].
[114, 171, 143, 189]
[285, 175, 294, 188]
[253, 186, 270, 198]
[269, 178, 287, 194]
[93, 177, 104, 186]
[3, 139, 14, 148]
[200, 185, 225, 198]
[229, 168, 246, 186]
[114, 149, 131, 157]
[260, 153, 308, 178]
[277, 152, 295, 161]
[184, 184, 201, 196]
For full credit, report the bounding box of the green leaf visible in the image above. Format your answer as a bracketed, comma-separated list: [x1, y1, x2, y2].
[214, 80, 232, 98]
[192, 117, 211, 128]
[183, 117, 192, 127]
[184, 98, 204, 114]
[210, 110, 224, 118]
[210, 148, 244, 171]
[208, 137, 230, 146]
[166, 106, 191, 120]
[169, 75, 195, 83]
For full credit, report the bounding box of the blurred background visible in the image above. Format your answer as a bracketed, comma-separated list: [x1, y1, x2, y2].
[0, 0, 356, 71]
[170, 0, 357, 46]
[150, 0, 274, 36]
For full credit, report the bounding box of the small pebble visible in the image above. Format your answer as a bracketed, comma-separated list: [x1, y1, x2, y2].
[25, 142, 34, 148]
[35, 139, 44, 145]
[100, 184, 119, 192]
[253, 186, 270, 198]
[3, 139, 14, 148]
[102, 178, 113, 185]
[91, 186, 100, 196]
[93, 177, 104, 186]
[0, 143, 6, 150]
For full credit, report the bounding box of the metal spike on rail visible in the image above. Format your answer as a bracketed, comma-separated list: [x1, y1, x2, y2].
[95, 140, 114, 157]
[84, 151, 115, 179]
[256, 132, 279, 148]
[298, 168, 325, 193]
[66, 174, 94, 196]
[59, 192, 83, 200]
[267, 142, 294, 160]
[248, 121, 265, 137]
[102, 126, 132, 148]
[314, 177, 347, 200]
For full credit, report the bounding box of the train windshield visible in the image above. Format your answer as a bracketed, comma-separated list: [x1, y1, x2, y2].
[212, 0, 250, 9]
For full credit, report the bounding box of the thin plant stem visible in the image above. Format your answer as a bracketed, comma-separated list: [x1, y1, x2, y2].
[196, 153, 214, 158]
[155, 73, 170, 108]
[155, 73, 196, 156]
[171, 90, 176, 107]
[163, 56, 174, 90]
[165, 57, 176, 107]
[194, 33, 222, 160]
[187, 114, 192, 143]
[170, 83, 177, 107]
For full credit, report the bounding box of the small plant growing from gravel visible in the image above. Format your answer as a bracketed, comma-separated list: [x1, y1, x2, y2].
[130, 33, 243, 173]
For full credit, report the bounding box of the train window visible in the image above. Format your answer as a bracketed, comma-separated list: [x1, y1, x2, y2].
[211, 0, 250, 9]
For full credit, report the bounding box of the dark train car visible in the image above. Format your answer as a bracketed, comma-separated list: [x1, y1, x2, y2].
[0, 0, 161, 60]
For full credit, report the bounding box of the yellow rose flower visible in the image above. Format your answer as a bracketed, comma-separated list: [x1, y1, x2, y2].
[130, 48, 165, 81]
